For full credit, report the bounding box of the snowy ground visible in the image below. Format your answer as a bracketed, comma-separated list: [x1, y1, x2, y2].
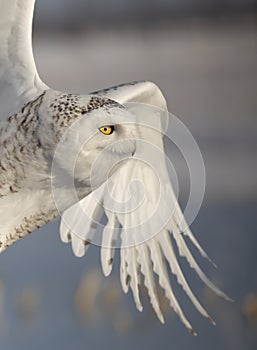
[0, 17, 256, 350]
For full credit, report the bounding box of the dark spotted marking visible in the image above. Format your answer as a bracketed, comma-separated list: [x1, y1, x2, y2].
[84, 239, 91, 246]
[9, 186, 18, 193]
[81, 97, 121, 115]
[91, 81, 141, 95]
[0, 211, 58, 253]
[50, 94, 122, 137]
[0, 92, 46, 197]
[67, 232, 72, 241]
[126, 275, 131, 286]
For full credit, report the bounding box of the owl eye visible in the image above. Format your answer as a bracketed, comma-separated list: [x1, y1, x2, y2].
[99, 125, 115, 135]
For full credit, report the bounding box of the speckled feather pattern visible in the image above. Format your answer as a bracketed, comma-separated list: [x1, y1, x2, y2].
[0, 211, 58, 252]
[50, 94, 120, 129]
[0, 90, 125, 251]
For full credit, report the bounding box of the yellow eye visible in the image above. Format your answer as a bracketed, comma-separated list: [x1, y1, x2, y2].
[99, 125, 115, 135]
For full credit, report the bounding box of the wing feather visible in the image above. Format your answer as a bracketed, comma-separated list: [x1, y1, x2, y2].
[136, 243, 164, 324]
[100, 212, 119, 277]
[147, 237, 195, 333]
[126, 245, 142, 312]
[120, 229, 130, 294]
[0, 0, 47, 119]
[60, 186, 105, 257]
[168, 185, 216, 267]
[158, 230, 215, 324]
[170, 223, 231, 301]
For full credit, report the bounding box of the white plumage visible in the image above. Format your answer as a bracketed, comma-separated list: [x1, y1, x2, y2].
[0, 0, 229, 334]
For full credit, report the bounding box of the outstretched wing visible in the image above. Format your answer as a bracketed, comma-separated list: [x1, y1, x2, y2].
[60, 81, 230, 333]
[0, 0, 49, 250]
[0, 0, 47, 120]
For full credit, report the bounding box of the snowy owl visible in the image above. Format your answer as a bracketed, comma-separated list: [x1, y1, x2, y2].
[0, 0, 230, 334]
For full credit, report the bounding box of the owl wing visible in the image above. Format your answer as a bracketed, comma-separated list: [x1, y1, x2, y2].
[0, 0, 50, 250]
[0, 0, 47, 120]
[60, 82, 230, 332]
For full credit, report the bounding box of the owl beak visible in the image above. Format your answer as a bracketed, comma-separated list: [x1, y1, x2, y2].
[131, 149, 136, 157]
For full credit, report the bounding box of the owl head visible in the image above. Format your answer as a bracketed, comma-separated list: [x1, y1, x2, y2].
[40, 91, 138, 198]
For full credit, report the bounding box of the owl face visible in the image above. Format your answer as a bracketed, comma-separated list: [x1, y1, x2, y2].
[74, 105, 137, 190]
[49, 96, 138, 195]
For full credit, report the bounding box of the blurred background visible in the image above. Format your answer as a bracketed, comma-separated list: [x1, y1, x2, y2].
[0, 0, 257, 349]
